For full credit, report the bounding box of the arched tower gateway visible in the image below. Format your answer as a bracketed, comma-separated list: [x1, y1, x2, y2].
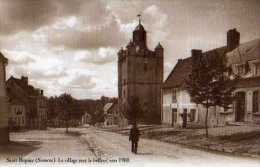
[118, 16, 163, 124]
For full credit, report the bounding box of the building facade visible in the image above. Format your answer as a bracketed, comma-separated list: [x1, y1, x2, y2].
[9, 104, 26, 130]
[118, 19, 163, 124]
[81, 112, 92, 125]
[162, 29, 260, 127]
[6, 76, 47, 130]
[0, 52, 9, 143]
[104, 101, 128, 127]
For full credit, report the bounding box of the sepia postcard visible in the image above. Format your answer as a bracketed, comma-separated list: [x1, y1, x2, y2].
[0, 0, 260, 167]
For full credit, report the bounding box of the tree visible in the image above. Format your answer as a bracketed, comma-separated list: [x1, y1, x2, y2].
[186, 51, 235, 137]
[58, 93, 75, 133]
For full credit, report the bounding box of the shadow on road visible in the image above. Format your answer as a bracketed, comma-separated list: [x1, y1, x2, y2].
[0, 141, 42, 160]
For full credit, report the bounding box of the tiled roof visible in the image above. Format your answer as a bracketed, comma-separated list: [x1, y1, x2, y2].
[163, 37, 260, 89]
[227, 38, 260, 65]
[103, 103, 113, 112]
[163, 58, 192, 88]
[163, 46, 227, 89]
[7, 76, 40, 100]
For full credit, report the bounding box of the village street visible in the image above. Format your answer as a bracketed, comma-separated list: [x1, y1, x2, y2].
[0, 127, 258, 167]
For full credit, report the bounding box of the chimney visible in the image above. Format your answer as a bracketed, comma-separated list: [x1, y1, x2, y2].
[41, 90, 44, 96]
[227, 28, 240, 51]
[21, 76, 28, 85]
[191, 49, 202, 61]
[177, 59, 182, 63]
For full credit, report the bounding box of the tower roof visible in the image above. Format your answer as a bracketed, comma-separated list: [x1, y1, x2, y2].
[134, 23, 145, 31]
[156, 42, 163, 49]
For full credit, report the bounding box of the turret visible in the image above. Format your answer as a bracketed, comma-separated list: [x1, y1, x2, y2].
[155, 42, 163, 57]
[133, 15, 147, 49]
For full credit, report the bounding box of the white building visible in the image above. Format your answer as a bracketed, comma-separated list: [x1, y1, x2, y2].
[162, 29, 260, 127]
[0, 52, 9, 143]
[103, 102, 128, 127]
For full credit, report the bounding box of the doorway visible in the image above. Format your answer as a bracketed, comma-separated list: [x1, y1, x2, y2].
[171, 108, 177, 126]
[235, 92, 246, 122]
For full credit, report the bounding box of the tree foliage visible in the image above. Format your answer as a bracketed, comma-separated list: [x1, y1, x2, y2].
[186, 51, 236, 137]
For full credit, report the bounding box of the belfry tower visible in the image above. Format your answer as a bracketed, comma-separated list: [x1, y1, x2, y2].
[118, 15, 164, 124]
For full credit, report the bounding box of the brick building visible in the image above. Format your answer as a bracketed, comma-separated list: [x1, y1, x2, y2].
[118, 18, 163, 124]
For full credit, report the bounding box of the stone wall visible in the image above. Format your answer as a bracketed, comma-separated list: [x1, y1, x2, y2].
[0, 61, 9, 143]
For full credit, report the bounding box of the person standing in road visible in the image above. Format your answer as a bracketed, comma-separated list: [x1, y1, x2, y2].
[129, 123, 140, 154]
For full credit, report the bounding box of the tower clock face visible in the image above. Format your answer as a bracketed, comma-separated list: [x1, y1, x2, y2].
[136, 46, 140, 52]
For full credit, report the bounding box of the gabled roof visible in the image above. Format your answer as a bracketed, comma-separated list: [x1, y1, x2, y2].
[0, 52, 8, 64]
[7, 78, 29, 105]
[163, 46, 227, 89]
[103, 103, 113, 113]
[163, 58, 192, 89]
[163, 37, 260, 89]
[7, 76, 40, 98]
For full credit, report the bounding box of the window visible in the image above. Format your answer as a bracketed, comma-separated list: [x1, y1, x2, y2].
[172, 88, 177, 103]
[189, 109, 196, 122]
[253, 90, 259, 113]
[237, 64, 244, 75]
[255, 63, 260, 76]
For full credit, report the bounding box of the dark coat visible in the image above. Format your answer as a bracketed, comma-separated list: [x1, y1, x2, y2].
[129, 127, 140, 142]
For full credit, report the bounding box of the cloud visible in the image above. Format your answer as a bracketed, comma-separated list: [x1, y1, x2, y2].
[69, 74, 96, 90]
[49, 15, 127, 49]
[0, 0, 56, 35]
[0, 0, 116, 36]
[75, 47, 117, 65]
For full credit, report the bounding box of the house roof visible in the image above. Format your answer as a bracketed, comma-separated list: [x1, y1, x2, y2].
[163, 58, 192, 89]
[103, 103, 113, 113]
[7, 76, 39, 96]
[0, 52, 8, 64]
[163, 46, 227, 89]
[7, 79, 28, 105]
[227, 38, 260, 65]
[163, 36, 260, 90]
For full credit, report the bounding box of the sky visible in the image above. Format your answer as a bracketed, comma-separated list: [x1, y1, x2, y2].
[0, 0, 259, 99]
